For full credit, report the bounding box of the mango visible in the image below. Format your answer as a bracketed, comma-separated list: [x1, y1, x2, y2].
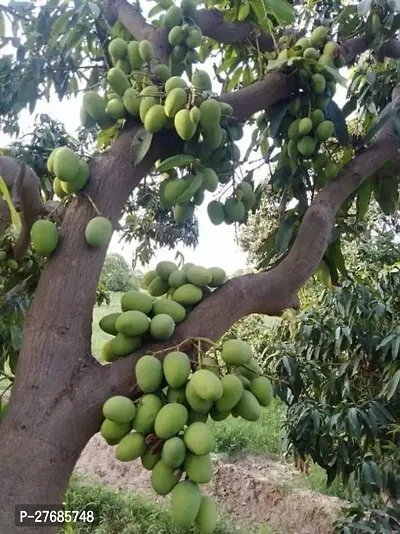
[309, 25, 328, 47]
[303, 47, 320, 59]
[100, 419, 130, 445]
[163, 351, 191, 388]
[221, 339, 253, 366]
[102, 396, 136, 424]
[191, 370, 223, 401]
[53, 147, 80, 182]
[316, 120, 334, 141]
[139, 40, 154, 63]
[312, 73, 326, 94]
[224, 198, 245, 223]
[85, 216, 113, 247]
[199, 99, 220, 131]
[235, 390, 261, 421]
[164, 5, 183, 30]
[171, 480, 201, 527]
[173, 283, 203, 305]
[165, 76, 188, 93]
[295, 37, 310, 50]
[154, 63, 171, 82]
[116, 432, 145, 461]
[238, 358, 262, 380]
[203, 126, 223, 151]
[156, 260, 178, 280]
[215, 374, 243, 412]
[115, 310, 149, 337]
[297, 136, 316, 156]
[105, 98, 125, 120]
[150, 314, 175, 340]
[311, 109, 325, 127]
[173, 203, 195, 223]
[169, 26, 184, 46]
[174, 109, 197, 140]
[181, 0, 197, 17]
[31, 220, 59, 257]
[60, 159, 89, 194]
[99, 313, 121, 335]
[207, 200, 225, 225]
[112, 333, 141, 356]
[186, 381, 213, 414]
[172, 44, 186, 62]
[127, 41, 143, 69]
[154, 402, 188, 439]
[190, 106, 201, 125]
[210, 407, 230, 421]
[237, 374, 251, 389]
[250, 376, 273, 407]
[186, 266, 212, 287]
[121, 291, 153, 315]
[162, 436, 186, 468]
[82, 91, 107, 121]
[139, 96, 157, 124]
[151, 460, 181, 495]
[167, 386, 187, 404]
[109, 38, 127, 60]
[53, 177, 67, 198]
[135, 355, 163, 393]
[148, 276, 169, 297]
[152, 298, 186, 323]
[288, 119, 301, 141]
[186, 28, 202, 48]
[107, 67, 131, 97]
[123, 87, 141, 117]
[144, 104, 167, 133]
[298, 117, 313, 135]
[132, 394, 162, 434]
[101, 340, 118, 363]
[192, 69, 212, 91]
[143, 269, 157, 287]
[141, 447, 161, 470]
[165, 87, 187, 118]
[168, 269, 187, 288]
[184, 452, 212, 484]
[195, 495, 217, 534]
[184, 422, 214, 455]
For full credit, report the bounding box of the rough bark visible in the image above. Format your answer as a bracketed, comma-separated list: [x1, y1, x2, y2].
[1, 2, 400, 532]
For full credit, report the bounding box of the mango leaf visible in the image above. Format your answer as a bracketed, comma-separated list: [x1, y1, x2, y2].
[358, 0, 373, 16]
[131, 128, 153, 167]
[238, 1, 250, 20]
[0, 11, 5, 37]
[363, 100, 400, 144]
[269, 100, 291, 137]
[326, 99, 349, 146]
[387, 369, 400, 400]
[266, 58, 288, 72]
[0, 175, 21, 230]
[356, 179, 373, 222]
[275, 215, 296, 255]
[250, 0, 268, 30]
[323, 66, 347, 87]
[266, 0, 295, 24]
[342, 98, 357, 118]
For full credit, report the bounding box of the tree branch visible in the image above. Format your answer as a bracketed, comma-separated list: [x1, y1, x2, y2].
[221, 72, 297, 122]
[194, 8, 274, 52]
[103, 0, 154, 41]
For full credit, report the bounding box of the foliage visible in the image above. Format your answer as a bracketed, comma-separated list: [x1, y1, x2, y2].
[100, 253, 137, 293]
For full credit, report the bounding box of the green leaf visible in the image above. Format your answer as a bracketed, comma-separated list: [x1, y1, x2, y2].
[275, 215, 296, 255]
[250, 0, 267, 26]
[0, 175, 21, 230]
[268, 100, 291, 137]
[266, 0, 295, 24]
[131, 128, 153, 167]
[148, 4, 164, 18]
[356, 179, 373, 222]
[50, 10, 73, 42]
[238, 1, 250, 20]
[358, 0, 373, 16]
[323, 66, 347, 87]
[387, 369, 400, 400]
[88, 2, 101, 19]
[266, 58, 288, 72]
[226, 67, 243, 91]
[326, 99, 349, 146]
[342, 98, 358, 118]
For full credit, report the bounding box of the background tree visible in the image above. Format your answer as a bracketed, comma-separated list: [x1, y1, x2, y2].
[0, 0, 399, 532]
[100, 252, 138, 292]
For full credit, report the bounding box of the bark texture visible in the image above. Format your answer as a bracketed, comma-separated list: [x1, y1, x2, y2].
[1, 2, 400, 533]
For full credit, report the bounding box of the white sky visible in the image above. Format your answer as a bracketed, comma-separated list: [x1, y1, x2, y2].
[0, 2, 348, 275]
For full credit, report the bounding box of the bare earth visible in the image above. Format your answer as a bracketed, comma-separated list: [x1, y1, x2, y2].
[75, 434, 345, 534]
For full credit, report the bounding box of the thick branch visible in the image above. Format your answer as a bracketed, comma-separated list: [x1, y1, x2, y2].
[103, 0, 154, 41]
[221, 72, 297, 121]
[194, 8, 274, 52]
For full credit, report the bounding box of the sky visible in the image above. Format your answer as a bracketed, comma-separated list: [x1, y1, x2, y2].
[0, 1, 348, 275]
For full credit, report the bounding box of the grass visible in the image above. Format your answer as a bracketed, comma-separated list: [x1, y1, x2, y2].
[62, 475, 278, 534]
[91, 293, 350, 502]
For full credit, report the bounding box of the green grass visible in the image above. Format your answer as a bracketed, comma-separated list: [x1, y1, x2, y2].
[211, 399, 284, 457]
[62, 476, 278, 534]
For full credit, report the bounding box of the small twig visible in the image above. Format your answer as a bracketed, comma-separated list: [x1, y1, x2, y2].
[82, 193, 101, 216]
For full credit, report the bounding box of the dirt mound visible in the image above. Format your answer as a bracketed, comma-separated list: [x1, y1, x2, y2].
[75, 434, 344, 534]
